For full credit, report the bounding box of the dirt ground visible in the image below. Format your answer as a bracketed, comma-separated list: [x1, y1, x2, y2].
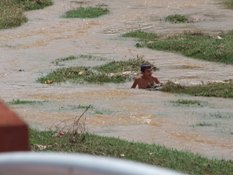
[0, 0, 233, 160]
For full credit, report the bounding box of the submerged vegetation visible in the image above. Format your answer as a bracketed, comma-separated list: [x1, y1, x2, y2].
[8, 99, 44, 105]
[171, 99, 204, 106]
[161, 81, 233, 98]
[223, 0, 233, 9]
[165, 14, 189, 23]
[64, 7, 109, 18]
[0, 0, 53, 29]
[123, 30, 233, 64]
[38, 57, 153, 84]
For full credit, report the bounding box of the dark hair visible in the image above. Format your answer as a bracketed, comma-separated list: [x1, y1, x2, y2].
[141, 64, 152, 72]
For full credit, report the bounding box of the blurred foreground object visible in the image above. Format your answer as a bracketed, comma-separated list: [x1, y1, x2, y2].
[0, 152, 186, 175]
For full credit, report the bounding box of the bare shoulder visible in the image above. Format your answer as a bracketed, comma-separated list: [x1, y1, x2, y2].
[134, 74, 142, 80]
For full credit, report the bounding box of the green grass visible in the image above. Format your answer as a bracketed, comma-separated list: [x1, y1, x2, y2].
[0, 0, 27, 29]
[52, 55, 107, 65]
[64, 7, 109, 18]
[0, 0, 52, 29]
[15, 0, 53, 11]
[30, 129, 233, 175]
[161, 81, 233, 98]
[165, 14, 189, 23]
[8, 99, 43, 105]
[209, 112, 232, 119]
[194, 122, 214, 127]
[122, 30, 158, 41]
[223, 0, 233, 8]
[123, 30, 233, 64]
[171, 99, 204, 106]
[95, 58, 153, 73]
[38, 57, 153, 84]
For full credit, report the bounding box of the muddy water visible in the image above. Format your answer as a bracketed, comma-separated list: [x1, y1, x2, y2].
[0, 0, 233, 160]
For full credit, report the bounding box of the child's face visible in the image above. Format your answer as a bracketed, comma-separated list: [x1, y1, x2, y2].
[143, 68, 152, 77]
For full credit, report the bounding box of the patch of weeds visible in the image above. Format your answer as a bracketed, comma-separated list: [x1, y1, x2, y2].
[0, 0, 52, 29]
[171, 99, 204, 106]
[94, 108, 115, 115]
[17, 0, 53, 11]
[161, 81, 233, 98]
[122, 30, 158, 41]
[165, 14, 189, 23]
[84, 73, 128, 83]
[64, 7, 109, 18]
[30, 129, 233, 175]
[209, 112, 232, 119]
[222, 0, 233, 9]
[0, 0, 27, 29]
[8, 99, 43, 105]
[123, 30, 233, 64]
[95, 57, 154, 73]
[38, 57, 154, 84]
[37, 66, 93, 84]
[52, 55, 107, 65]
[194, 122, 214, 127]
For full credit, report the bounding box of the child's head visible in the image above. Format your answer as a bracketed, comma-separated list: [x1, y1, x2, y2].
[140, 64, 153, 76]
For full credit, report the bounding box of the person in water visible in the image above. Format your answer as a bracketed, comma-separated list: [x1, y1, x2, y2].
[131, 63, 161, 89]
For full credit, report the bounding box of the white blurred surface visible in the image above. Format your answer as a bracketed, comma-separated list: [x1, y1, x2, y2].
[0, 152, 186, 175]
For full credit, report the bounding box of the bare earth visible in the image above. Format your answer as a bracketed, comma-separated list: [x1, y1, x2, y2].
[0, 0, 233, 160]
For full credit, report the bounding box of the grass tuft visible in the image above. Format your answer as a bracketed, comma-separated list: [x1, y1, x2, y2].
[161, 81, 233, 98]
[0, 0, 52, 29]
[171, 99, 204, 106]
[122, 30, 158, 40]
[0, 0, 27, 29]
[30, 129, 233, 175]
[8, 99, 43, 105]
[38, 57, 154, 84]
[64, 7, 109, 18]
[223, 0, 233, 8]
[165, 14, 189, 23]
[16, 0, 53, 11]
[123, 30, 233, 64]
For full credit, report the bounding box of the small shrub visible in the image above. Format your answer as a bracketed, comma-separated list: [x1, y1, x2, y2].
[223, 0, 233, 9]
[0, 0, 27, 29]
[165, 14, 189, 23]
[64, 7, 109, 18]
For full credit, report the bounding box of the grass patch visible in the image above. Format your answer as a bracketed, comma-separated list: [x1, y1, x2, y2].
[171, 99, 204, 106]
[38, 58, 153, 84]
[161, 81, 233, 98]
[222, 0, 233, 8]
[0, 0, 52, 29]
[8, 99, 43, 105]
[194, 122, 214, 127]
[123, 30, 233, 64]
[209, 112, 232, 119]
[52, 55, 107, 65]
[16, 0, 53, 11]
[122, 30, 158, 41]
[30, 129, 233, 175]
[0, 0, 27, 29]
[64, 7, 109, 18]
[95, 58, 152, 73]
[165, 14, 189, 23]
